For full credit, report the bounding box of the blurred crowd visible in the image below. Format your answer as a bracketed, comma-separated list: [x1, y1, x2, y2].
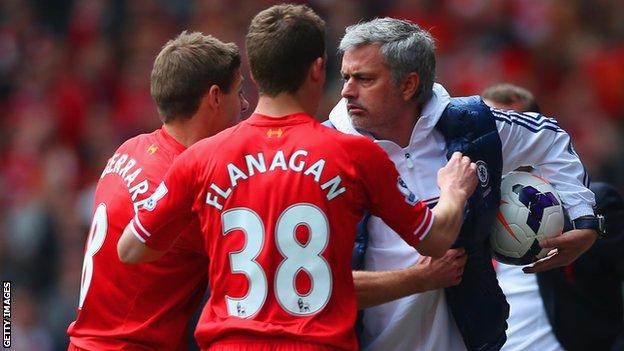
[0, 0, 622, 349]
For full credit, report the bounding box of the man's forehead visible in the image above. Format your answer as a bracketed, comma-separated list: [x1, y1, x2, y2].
[341, 45, 387, 71]
[343, 43, 382, 57]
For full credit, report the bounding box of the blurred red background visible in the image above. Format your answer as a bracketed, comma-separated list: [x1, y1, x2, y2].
[1, 0, 622, 349]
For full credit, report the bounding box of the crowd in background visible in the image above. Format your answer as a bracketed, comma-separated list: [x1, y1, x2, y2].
[0, 0, 623, 349]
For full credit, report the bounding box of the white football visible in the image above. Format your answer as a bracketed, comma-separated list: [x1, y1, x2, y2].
[490, 171, 564, 265]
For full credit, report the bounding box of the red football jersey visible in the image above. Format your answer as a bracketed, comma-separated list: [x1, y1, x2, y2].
[67, 127, 208, 350]
[131, 113, 433, 350]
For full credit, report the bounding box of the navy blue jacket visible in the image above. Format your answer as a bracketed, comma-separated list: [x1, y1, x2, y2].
[437, 96, 508, 351]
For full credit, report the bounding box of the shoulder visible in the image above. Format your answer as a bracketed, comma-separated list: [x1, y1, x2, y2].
[179, 124, 240, 167]
[488, 107, 563, 134]
[438, 96, 498, 136]
[114, 130, 159, 156]
[321, 128, 388, 166]
[314, 121, 377, 148]
[445, 96, 493, 121]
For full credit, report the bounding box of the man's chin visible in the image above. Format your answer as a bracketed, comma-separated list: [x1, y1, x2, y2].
[348, 114, 369, 130]
[347, 110, 366, 121]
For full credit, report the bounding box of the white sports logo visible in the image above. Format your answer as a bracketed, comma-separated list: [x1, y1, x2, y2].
[397, 176, 418, 205]
[476, 160, 489, 188]
[144, 182, 168, 211]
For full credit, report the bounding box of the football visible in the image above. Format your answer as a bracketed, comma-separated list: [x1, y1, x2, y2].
[490, 171, 565, 265]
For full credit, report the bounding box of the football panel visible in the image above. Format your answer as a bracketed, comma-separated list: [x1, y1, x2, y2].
[492, 238, 543, 265]
[490, 220, 532, 258]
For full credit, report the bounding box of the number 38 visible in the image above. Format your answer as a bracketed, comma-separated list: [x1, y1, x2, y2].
[223, 203, 332, 318]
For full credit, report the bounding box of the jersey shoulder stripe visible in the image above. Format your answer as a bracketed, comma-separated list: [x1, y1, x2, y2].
[491, 109, 562, 132]
[492, 111, 562, 133]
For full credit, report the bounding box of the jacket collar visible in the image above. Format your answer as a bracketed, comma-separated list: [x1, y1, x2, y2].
[328, 83, 451, 148]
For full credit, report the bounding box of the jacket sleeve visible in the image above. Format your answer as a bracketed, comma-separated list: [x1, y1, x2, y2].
[492, 108, 595, 219]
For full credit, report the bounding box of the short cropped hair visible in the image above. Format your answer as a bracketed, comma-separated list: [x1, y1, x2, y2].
[246, 4, 326, 96]
[151, 31, 241, 122]
[339, 18, 436, 105]
[481, 83, 541, 113]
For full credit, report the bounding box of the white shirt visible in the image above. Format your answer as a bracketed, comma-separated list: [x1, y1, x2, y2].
[328, 83, 595, 351]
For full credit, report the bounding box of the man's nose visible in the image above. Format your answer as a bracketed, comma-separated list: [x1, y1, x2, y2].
[341, 78, 357, 99]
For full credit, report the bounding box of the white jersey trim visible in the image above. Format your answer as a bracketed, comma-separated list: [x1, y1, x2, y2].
[130, 223, 147, 243]
[416, 210, 434, 242]
[132, 215, 152, 242]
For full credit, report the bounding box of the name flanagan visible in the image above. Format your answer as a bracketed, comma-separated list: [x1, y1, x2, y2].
[206, 149, 346, 210]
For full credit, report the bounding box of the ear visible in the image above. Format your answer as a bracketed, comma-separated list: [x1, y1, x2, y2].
[206, 84, 222, 109]
[309, 57, 326, 82]
[401, 72, 419, 101]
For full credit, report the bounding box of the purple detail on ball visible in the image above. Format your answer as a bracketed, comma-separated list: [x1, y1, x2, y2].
[512, 184, 560, 233]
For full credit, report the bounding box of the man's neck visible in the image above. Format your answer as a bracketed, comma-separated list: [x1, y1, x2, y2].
[375, 105, 421, 148]
[163, 117, 220, 148]
[254, 92, 316, 118]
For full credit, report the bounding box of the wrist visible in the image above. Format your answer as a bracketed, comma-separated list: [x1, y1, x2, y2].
[404, 263, 431, 293]
[571, 214, 605, 238]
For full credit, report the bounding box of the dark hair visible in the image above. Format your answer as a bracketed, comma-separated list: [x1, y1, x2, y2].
[481, 83, 541, 113]
[246, 4, 326, 96]
[151, 31, 241, 122]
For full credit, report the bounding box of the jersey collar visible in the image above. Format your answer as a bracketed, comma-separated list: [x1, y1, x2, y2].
[328, 83, 451, 149]
[157, 126, 187, 155]
[245, 112, 315, 126]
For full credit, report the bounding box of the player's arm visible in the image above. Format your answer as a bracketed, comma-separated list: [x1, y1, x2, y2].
[354, 248, 466, 309]
[417, 152, 477, 257]
[360, 143, 477, 258]
[118, 223, 166, 263]
[402, 152, 477, 257]
[491, 108, 597, 272]
[118, 154, 197, 264]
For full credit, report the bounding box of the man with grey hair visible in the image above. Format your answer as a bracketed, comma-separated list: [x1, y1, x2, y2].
[329, 18, 599, 350]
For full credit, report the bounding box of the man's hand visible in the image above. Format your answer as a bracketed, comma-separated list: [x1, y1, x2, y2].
[523, 228, 597, 273]
[417, 248, 467, 290]
[438, 152, 478, 202]
[420, 152, 477, 258]
[353, 248, 467, 309]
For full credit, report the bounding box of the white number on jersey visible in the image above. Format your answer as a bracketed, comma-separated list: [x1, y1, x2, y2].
[222, 208, 268, 318]
[78, 203, 108, 309]
[222, 203, 331, 318]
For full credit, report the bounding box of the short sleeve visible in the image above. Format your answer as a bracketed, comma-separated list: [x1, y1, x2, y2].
[130, 151, 197, 251]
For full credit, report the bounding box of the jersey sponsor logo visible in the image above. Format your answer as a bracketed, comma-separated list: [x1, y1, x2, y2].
[266, 128, 283, 138]
[147, 144, 158, 154]
[397, 176, 417, 205]
[143, 182, 168, 211]
[476, 160, 489, 188]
